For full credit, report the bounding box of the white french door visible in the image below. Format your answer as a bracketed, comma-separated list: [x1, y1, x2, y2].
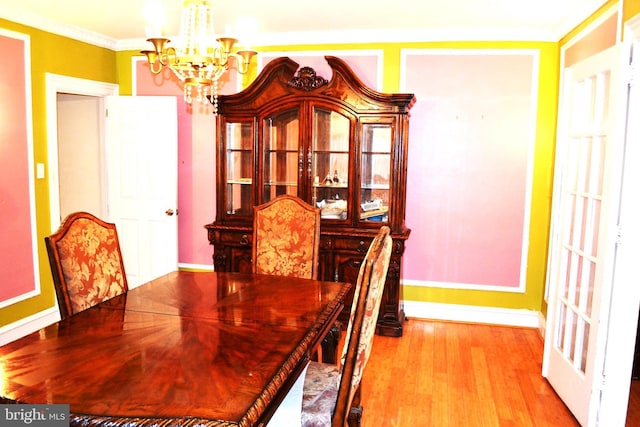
[543, 43, 629, 426]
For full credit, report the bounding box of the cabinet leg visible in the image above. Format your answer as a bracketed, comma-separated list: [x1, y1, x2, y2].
[375, 309, 406, 337]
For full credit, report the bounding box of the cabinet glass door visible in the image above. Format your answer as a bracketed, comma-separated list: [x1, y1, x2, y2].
[360, 123, 392, 223]
[312, 108, 350, 220]
[262, 108, 300, 202]
[225, 121, 254, 216]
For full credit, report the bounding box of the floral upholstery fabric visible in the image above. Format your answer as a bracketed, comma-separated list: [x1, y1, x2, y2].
[337, 230, 388, 375]
[253, 195, 320, 279]
[345, 231, 392, 404]
[301, 361, 340, 427]
[301, 227, 392, 426]
[49, 215, 128, 317]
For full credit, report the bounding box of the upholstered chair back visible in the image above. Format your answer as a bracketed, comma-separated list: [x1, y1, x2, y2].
[333, 226, 392, 424]
[300, 226, 392, 427]
[45, 211, 128, 319]
[252, 195, 321, 279]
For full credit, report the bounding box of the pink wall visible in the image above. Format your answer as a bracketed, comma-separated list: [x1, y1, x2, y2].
[403, 53, 534, 288]
[259, 54, 380, 90]
[0, 32, 37, 302]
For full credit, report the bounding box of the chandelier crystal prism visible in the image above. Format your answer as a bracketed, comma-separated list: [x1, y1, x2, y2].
[141, 0, 257, 112]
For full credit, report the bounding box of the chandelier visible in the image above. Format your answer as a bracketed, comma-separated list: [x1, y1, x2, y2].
[141, 0, 257, 111]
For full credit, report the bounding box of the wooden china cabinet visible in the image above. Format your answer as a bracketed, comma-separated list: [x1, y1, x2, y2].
[205, 56, 415, 337]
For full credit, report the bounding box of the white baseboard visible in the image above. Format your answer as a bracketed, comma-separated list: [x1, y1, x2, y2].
[0, 307, 60, 346]
[403, 300, 541, 328]
[177, 263, 214, 271]
[537, 311, 547, 337]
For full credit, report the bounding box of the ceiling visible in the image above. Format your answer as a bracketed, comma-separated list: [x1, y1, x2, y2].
[0, 0, 608, 49]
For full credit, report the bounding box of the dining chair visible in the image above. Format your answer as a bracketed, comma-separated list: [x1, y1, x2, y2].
[45, 211, 128, 319]
[252, 194, 321, 279]
[301, 226, 392, 427]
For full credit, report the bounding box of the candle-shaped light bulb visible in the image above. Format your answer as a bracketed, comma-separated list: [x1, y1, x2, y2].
[236, 16, 258, 50]
[143, 1, 166, 37]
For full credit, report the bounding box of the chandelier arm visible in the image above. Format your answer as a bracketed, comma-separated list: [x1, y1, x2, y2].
[162, 46, 179, 66]
[211, 46, 231, 68]
[149, 60, 163, 75]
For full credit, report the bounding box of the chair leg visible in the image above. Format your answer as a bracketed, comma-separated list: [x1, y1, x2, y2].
[347, 406, 363, 427]
[320, 322, 342, 364]
[347, 384, 363, 426]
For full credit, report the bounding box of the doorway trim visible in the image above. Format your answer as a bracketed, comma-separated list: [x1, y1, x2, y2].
[45, 74, 118, 231]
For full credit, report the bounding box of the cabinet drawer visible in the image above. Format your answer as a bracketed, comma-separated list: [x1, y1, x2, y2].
[217, 231, 252, 246]
[332, 237, 374, 253]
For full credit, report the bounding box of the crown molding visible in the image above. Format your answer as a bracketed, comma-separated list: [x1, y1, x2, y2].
[118, 27, 560, 52]
[253, 28, 560, 46]
[0, 6, 117, 50]
[117, 37, 157, 52]
[2, 24, 563, 53]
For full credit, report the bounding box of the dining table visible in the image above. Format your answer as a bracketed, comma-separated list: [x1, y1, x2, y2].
[0, 271, 351, 426]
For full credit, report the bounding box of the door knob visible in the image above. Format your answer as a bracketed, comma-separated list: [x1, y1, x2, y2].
[165, 209, 175, 216]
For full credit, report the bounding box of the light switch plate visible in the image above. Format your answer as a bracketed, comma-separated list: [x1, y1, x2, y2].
[36, 163, 45, 179]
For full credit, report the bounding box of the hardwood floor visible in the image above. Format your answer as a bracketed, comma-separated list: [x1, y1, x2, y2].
[627, 380, 640, 426]
[359, 319, 579, 426]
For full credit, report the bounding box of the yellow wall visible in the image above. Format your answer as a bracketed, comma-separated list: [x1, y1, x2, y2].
[0, 19, 117, 328]
[624, 0, 640, 23]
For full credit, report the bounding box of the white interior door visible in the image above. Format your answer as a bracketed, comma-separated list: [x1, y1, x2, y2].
[542, 44, 628, 426]
[104, 96, 178, 288]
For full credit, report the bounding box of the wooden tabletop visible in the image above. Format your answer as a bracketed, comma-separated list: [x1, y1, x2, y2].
[0, 271, 351, 427]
